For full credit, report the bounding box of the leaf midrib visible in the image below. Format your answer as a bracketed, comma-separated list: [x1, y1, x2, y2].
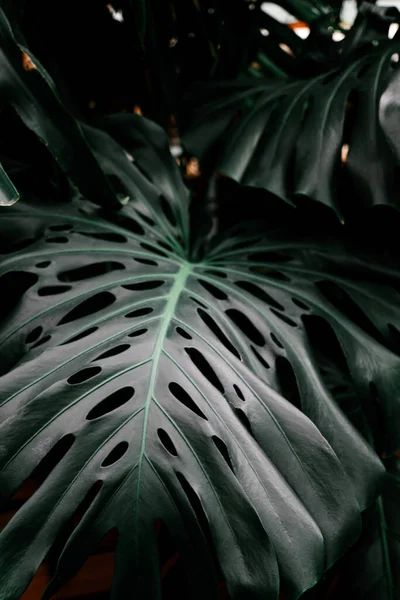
[135, 261, 193, 552]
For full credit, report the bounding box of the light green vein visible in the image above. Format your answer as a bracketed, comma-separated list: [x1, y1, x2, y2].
[135, 261, 192, 549]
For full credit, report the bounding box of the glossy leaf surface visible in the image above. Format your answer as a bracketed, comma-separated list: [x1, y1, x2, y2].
[0, 188, 392, 599]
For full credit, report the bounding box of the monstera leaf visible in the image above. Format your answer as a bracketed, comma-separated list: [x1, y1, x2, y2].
[2, 137, 399, 598]
[0, 199, 383, 600]
[183, 22, 400, 218]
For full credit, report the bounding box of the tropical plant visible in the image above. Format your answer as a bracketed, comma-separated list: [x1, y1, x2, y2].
[183, 2, 400, 220]
[0, 1, 399, 600]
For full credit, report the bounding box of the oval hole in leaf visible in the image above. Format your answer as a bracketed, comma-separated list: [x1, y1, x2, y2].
[190, 296, 208, 309]
[125, 307, 154, 318]
[101, 441, 129, 467]
[134, 257, 158, 266]
[249, 266, 290, 280]
[26, 326, 43, 344]
[197, 308, 240, 359]
[184, 348, 225, 394]
[176, 327, 192, 340]
[157, 240, 174, 252]
[140, 242, 168, 257]
[87, 387, 135, 420]
[212, 436, 235, 474]
[105, 212, 145, 237]
[270, 308, 297, 327]
[236, 280, 284, 311]
[225, 309, 265, 346]
[251, 345, 270, 369]
[275, 356, 301, 410]
[235, 408, 253, 434]
[68, 366, 102, 385]
[198, 280, 228, 300]
[38, 285, 72, 296]
[203, 270, 227, 279]
[136, 209, 155, 227]
[233, 384, 245, 401]
[127, 328, 148, 338]
[39, 434, 76, 479]
[169, 382, 208, 420]
[61, 326, 99, 345]
[36, 261, 51, 268]
[270, 333, 284, 349]
[58, 292, 116, 325]
[123, 280, 165, 291]
[292, 297, 310, 311]
[158, 428, 178, 456]
[94, 344, 130, 361]
[58, 262, 125, 283]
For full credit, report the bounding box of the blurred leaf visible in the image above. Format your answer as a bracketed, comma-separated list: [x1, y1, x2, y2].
[183, 40, 400, 219]
[0, 6, 119, 208]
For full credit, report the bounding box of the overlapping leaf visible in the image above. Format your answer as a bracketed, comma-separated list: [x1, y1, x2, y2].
[0, 6, 118, 208]
[313, 333, 400, 600]
[342, 461, 400, 600]
[183, 30, 400, 218]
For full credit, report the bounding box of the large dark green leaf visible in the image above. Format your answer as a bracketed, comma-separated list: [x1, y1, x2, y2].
[0, 4, 397, 598]
[0, 179, 394, 599]
[183, 39, 400, 218]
